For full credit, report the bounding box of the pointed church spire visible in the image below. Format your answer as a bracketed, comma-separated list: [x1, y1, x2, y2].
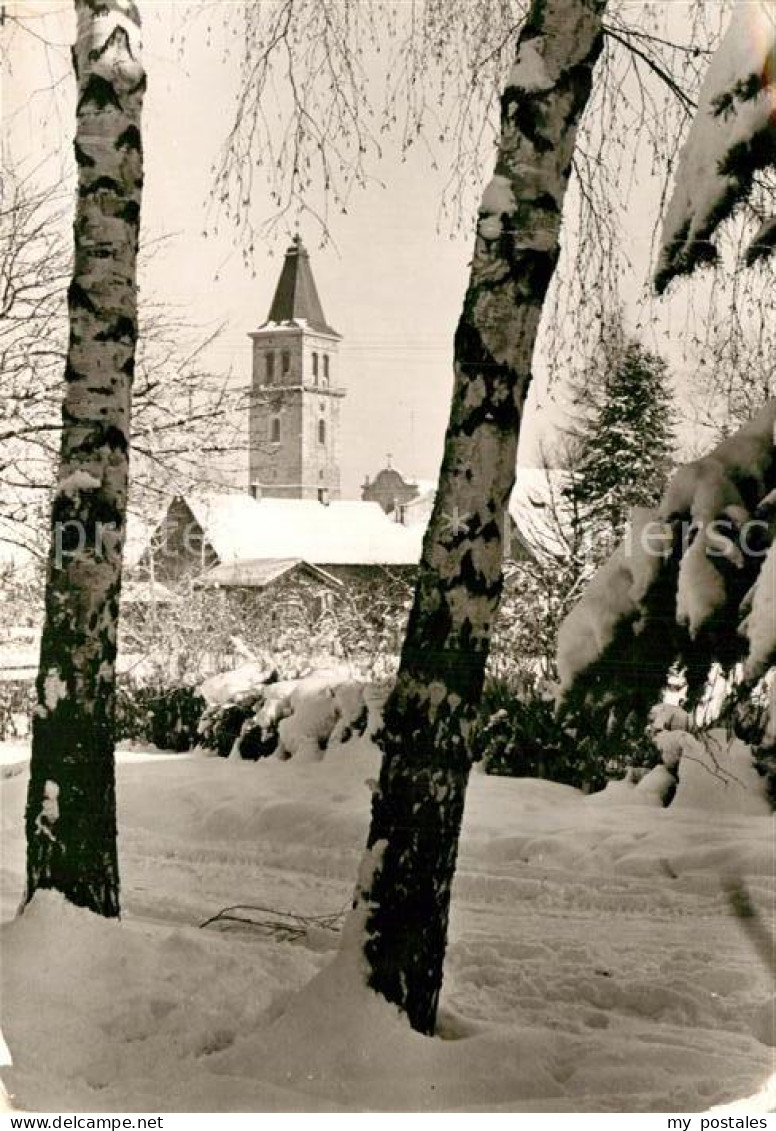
[264, 235, 339, 336]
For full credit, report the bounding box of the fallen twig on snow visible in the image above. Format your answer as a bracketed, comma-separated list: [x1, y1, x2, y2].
[199, 901, 347, 941]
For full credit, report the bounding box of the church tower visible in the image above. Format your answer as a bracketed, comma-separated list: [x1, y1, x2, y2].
[248, 236, 344, 501]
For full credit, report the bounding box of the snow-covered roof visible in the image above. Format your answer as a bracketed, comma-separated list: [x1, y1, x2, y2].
[183, 494, 424, 567]
[199, 558, 344, 590]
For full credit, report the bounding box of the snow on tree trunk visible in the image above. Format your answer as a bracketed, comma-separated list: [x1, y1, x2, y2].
[655, 0, 776, 292]
[24, 0, 145, 918]
[352, 0, 607, 1036]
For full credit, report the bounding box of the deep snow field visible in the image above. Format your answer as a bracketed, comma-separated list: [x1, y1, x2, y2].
[0, 730, 774, 1113]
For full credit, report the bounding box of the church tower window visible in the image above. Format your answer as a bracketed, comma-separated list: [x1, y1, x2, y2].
[318, 418, 326, 446]
[265, 353, 275, 383]
[281, 350, 290, 375]
[312, 351, 319, 382]
[271, 417, 281, 443]
[323, 354, 330, 383]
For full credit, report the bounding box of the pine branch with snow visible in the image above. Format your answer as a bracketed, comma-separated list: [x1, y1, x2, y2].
[556, 400, 776, 781]
[655, 1, 776, 292]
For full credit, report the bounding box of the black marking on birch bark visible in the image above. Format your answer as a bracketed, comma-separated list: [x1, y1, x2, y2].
[63, 363, 89, 385]
[408, 599, 453, 653]
[512, 248, 559, 297]
[115, 124, 142, 152]
[531, 192, 561, 214]
[89, 24, 131, 63]
[712, 74, 763, 115]
[68, 280, 98, 315]
[452, 326, 522, 435]
[458, 550, 502, 598]
[117, 200, 140, 225]
[102, 424, 129, 453]
[60, 421, 129, 457]
[74, 141, 96, 168]
[94, 316, 137, 344]
[77, 73, 122, 113]
[522, 7, 546, 37]
[83, 0, 140, 22]
[721, 129, 776, 180]
[502, 90, 554, 154]
[52, 491, 121, 531]
[80, 175, 123, 198]
[127, 74, 147, 98]
[563, 55, 605, 129]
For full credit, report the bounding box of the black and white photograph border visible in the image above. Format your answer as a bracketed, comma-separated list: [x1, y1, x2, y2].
[0, 0, 774, 1116]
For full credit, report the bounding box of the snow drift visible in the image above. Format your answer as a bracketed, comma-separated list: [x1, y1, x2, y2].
[1, 732, 773, 1113]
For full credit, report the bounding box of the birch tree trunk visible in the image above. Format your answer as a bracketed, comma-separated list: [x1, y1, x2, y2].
[24, 0, 145, 917]
[354, 0, 607, 1034]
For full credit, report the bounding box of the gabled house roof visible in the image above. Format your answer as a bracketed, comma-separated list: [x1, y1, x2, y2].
[139, 468, 569, 584]
[198, 558, 344, 590]
[262, 235, 339, 337]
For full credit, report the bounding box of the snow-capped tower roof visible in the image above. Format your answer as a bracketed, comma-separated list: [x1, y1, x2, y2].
[263, 235, 340, 336]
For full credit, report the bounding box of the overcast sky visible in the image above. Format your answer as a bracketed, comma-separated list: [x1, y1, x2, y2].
[5, 1, 737, 500]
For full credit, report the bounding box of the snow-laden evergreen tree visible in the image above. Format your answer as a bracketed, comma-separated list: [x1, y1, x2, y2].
[564, 319, 676, 555]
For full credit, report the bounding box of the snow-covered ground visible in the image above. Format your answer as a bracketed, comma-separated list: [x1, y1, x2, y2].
[0, 735, 773, 1113]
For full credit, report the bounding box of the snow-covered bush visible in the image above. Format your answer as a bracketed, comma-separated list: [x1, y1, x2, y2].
[647, 705, 769, 813]
[116, 682, 206, 752]
[583, 704, 771, 813]
[475, 678, 660, 791]
[197, 666, 372, 762]
[197, 679, 283, 762]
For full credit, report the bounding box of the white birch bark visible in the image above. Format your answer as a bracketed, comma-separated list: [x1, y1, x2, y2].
[353, 0, 607, 1034]
[25, 0, 145, 916]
